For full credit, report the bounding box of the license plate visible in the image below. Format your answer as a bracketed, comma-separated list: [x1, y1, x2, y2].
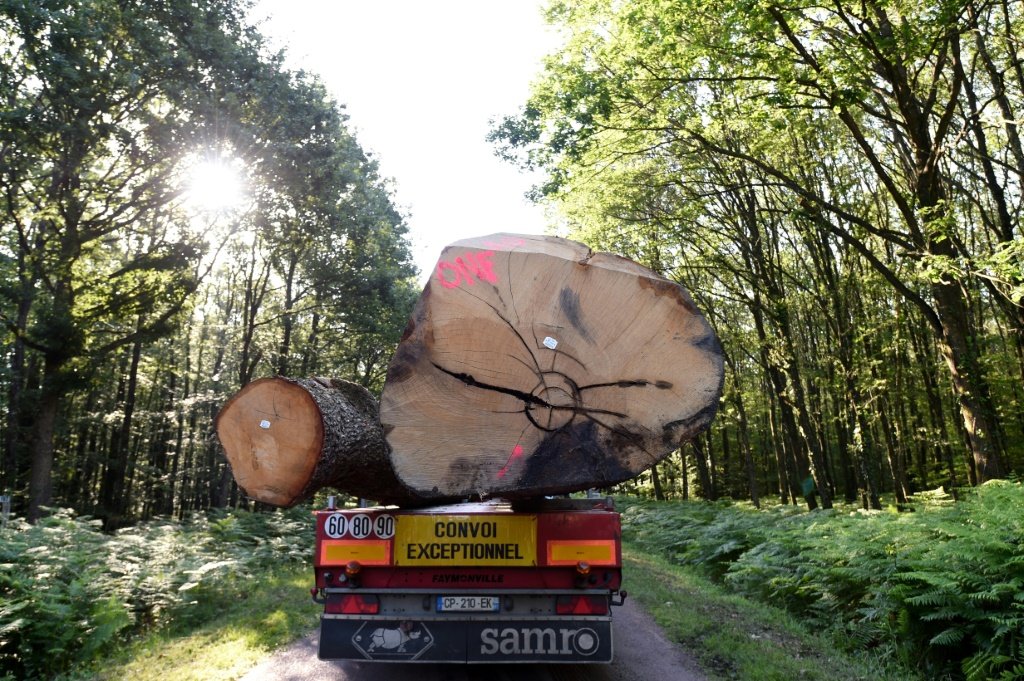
[436, 595, 500, 612]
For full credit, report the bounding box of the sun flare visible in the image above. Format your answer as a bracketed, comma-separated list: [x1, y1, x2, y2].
[186, 157, 245, 214]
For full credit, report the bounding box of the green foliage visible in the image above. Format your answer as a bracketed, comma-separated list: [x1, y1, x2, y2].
[83, 566, 317, 681]
[1, 0, 418, 523]
[621, 482, 1024, 680]
[0, 506, 313, 680]
[493, 0, 1024, 511]
[621, 543, 910, 680]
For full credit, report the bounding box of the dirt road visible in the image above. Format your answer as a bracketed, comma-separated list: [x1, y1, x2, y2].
[240, 596, 704, 681]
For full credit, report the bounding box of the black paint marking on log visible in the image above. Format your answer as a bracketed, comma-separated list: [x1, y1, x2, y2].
[559, 287, 593, 342]
[692, 332, 723, 355]
[578, 379, 674, 391]
[517, 421, 635, 491]
[433, 363, 547, 407]
[433, 364, 629, 427]
[662, 403, 720, 445]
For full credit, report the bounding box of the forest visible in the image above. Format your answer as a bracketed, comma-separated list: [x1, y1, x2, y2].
[0, 0, 418, 526]
[3, 1, 1024, 679]
[492, 0, 1024, 510]
[2, 0, 1024, 526]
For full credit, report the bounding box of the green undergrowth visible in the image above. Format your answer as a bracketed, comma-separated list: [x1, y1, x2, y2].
[621, 542, 910, 680]
[0, 506, 316, 680]
[619, 481, 1024, 680]
[83, 564, 316, 681]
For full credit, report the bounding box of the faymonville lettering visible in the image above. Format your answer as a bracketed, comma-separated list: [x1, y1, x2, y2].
[431, 573, 505, 583]
[406, 542, 524, 561]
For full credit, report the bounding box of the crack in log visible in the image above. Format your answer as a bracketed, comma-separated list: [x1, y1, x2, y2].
[579, 379, 674, 391]
[433, 363, 547, 407]
[432, 363, 629, 428]
[505, 248, 520, 326]
[449, 285, 544, 377]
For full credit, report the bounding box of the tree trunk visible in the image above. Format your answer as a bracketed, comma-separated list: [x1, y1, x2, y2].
[100, 326, 143, 526]
[3, 258, 34, 497]
[731, 389, 760, 508]
[216, 234, 724, 506]
[215, 376, 412, 506]
[27, 356, 63, 523]
[277, 250, 299, 376]
[931, 279, 1003, 481]
[650, 463, 665, 501]
[690, 437, 716, 500]
[680, 448, 689, 500]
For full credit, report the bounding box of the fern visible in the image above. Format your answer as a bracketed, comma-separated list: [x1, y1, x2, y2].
[0, 505, 314, 680]
[619, 481, 1024, 679]
[930, 627, 966, 646]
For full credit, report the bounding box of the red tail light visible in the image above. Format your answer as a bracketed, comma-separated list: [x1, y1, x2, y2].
[555, 595, 608, 615]
[326, 594, 380, 614]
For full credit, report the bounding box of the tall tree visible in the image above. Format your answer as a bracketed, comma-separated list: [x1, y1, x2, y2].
[0, 0, 225, 520]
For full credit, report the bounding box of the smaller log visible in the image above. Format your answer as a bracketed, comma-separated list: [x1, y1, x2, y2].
[214, 376, 415, 507]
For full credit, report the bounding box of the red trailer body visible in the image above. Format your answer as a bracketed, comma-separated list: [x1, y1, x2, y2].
[312, 496, 624, 663]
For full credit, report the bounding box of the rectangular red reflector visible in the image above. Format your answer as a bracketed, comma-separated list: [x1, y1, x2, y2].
[555, 595, 609, 615]
[326, 594, 380, 615]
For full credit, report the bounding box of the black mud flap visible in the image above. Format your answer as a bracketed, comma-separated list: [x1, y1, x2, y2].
[319, 617, 613, 663]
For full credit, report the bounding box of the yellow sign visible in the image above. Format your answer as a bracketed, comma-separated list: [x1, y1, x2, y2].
[394, 514, 537, 566]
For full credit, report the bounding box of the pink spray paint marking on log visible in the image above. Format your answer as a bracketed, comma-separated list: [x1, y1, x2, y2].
[496, 444, 525, 479]
[435, 250, 498, 289]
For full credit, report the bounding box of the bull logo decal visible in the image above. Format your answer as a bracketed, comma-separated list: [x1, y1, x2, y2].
[353, 620, 434, 660]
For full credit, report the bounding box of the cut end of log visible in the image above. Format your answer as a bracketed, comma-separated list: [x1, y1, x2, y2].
[214, 377, 324, 507]
[381, 232, 725, 500]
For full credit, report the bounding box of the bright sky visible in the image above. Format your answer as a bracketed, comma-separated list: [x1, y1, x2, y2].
[251, 1, 558, 281]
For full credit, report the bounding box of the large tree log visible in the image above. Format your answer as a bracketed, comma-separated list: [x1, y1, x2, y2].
[379, 232, 724, 500]
[215, 377, 414, 507]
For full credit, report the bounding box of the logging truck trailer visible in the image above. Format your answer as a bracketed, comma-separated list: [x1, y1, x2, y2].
[311, 496, 625, 663]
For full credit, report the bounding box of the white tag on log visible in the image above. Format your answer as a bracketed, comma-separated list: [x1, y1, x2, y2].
[543, 336, 558, 349]
[259, 419, 271, 429]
